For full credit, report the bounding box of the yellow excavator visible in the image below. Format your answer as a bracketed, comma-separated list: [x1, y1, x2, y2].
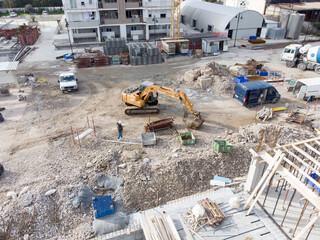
[121, 82, 204, 129]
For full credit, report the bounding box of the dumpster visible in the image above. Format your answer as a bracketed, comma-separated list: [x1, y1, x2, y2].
[178, 132, 196, 145]
[213, 140, 233, 153]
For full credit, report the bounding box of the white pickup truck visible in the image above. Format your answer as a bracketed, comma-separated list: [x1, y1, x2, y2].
[58, 73, 78, 93]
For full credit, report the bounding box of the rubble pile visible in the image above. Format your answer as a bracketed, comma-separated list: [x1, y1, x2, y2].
[221, 123, 316, 151]
[178, 61, 235, 95]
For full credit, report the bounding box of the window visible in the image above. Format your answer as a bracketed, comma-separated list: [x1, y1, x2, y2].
[89, 0, 92, 4]
[192, 19, 196, 28]
[226, 23, 230, 29]
[268, 88, 277, 95]
[105, 0, 117, 2]
[81, 1, 85, 6]
[207, 25, 212, 32]
[131, 26, 137, 30]
[105, 28, 112, 32]
[160, 13, 166, 18]
[149, 14, 152, 17]
[284, 48, 291, 53]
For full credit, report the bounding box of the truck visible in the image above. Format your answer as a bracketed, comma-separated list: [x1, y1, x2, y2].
[290, 78, 320, 100]
[58, 72, 78, 93]
[233, 81, 281, 107]
[280, 44, 320, 74]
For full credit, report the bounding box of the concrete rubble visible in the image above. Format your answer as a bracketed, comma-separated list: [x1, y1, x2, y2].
[1, 21, 320, 239]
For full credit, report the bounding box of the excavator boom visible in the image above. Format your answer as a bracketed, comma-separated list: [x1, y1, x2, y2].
[122, 84, 204, 129]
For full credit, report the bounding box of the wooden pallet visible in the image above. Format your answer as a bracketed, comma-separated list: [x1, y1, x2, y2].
[198, 199, 226, 226]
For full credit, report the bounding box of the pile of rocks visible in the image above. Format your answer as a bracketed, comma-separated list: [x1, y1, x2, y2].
[221, 123, 315, 151]
[179, 61, 235, 96]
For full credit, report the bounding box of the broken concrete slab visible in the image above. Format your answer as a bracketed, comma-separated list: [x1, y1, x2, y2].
[94, 173, 124, 191]
[73, 185, 97, 208]
[198, 76, 213, 89]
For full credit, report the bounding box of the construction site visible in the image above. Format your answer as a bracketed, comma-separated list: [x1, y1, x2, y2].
[1, 1, 320, 240]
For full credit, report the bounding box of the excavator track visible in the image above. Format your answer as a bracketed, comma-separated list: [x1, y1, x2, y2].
[125, 107, 160, 115]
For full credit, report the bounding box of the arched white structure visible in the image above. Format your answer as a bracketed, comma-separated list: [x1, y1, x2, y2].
[181, 0, 265, 39]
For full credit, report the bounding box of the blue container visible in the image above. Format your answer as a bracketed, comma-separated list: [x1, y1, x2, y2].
[305, 173, 320, 194]
[235, 76, 248, 83]
[249, 36, 257, 40]
[93, 195, 115, 219]
[257, 70, 268, 76]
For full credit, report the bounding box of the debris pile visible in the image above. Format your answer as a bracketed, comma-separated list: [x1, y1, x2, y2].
[184, 199, 226, 233]
[179, 61, 235, 95]
[256, 107, 273, 121]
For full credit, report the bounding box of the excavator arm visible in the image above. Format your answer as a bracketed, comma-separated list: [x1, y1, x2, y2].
[140, 85, 203, 123]
[122, 84, 204, 129]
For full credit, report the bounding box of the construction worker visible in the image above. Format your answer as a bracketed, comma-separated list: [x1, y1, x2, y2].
[117, 121, 123, 140]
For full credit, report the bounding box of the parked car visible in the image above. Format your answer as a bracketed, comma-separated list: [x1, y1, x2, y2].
[42, 11, 48, 15]
[233, 81, 281, 107]
[9, 12, 17, 17]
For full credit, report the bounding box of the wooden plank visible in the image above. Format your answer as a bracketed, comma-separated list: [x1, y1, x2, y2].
[275, 136, 320, 149]
[293, 214, 319, 240]
[243, 150, 282, 210]
[273, 106, 287, 112]
[304, 142, 320, 157]
[282, 146, 319, 173]
[178, 214, 194, 240]
[283, 156, 320, 190]
[259, 151, 320, 210]
[246, 153, 285, 215]
[292, 145, 320, 169]
[166, 215, 181, 240]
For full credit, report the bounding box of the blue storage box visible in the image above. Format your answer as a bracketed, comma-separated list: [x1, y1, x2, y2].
[249, 36, 257, 40]
[257, 70, 268, 76]
[235, 76, 248, 83]
[93, 195, 115, 219]
[305, 173, 320, 194]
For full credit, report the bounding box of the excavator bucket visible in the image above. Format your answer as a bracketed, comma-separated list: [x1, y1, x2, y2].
[183, 111, 204, 129]
[187, 118, 204, 129]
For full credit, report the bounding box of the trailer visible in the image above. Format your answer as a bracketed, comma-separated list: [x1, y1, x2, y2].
[292, 78, 320, 100]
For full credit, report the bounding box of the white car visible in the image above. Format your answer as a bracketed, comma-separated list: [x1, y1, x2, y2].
[58, 73, 78, 92]
[9, 12, 17, 17]
[42, 11, 48, 15]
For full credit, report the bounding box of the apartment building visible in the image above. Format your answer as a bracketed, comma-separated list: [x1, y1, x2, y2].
[62, 0, 171, 43]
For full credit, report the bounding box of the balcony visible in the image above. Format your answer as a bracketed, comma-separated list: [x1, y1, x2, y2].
[102, 31, 115, 38]
[68, 20, 100, 28]
[125, 1, 142, 9]
[100, 17, 143, 25]
[145, 17, 171, 24]
[98, 2, 118, 9]
[149, 29, 168, 34]
[73, 32, 97, 38]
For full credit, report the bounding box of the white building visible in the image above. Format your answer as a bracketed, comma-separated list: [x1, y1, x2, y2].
[181, 0, 265, 40]
[224, 0, 266, 15]
[62, 0, 171, 43]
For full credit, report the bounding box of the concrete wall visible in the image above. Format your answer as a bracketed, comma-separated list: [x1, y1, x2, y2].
[0, 71, 15, 84]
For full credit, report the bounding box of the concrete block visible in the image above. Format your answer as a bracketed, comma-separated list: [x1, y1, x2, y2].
[184, 70, 197, 83]
[229, 65, 245, 77]
[198, 76, 213, 89]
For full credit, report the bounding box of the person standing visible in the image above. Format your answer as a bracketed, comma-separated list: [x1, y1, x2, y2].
[117, 121, 123, 139]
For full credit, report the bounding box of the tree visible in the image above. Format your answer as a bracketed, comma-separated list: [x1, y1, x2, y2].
[25, 4, 34, 13]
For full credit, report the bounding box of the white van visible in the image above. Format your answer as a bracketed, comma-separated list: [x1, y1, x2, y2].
[292, 78, 320, 100]
[58, 72, 78, 93]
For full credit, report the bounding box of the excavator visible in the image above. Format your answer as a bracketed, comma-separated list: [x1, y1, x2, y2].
[121, 82, 204, 129]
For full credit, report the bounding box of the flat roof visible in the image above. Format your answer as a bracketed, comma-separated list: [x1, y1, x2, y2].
[298, 78, 320, 86]
[238, 80, 272, 90]
[203, 37, 230, 41]
[0, 61, 19, 71]
[274, 2, 320, 11]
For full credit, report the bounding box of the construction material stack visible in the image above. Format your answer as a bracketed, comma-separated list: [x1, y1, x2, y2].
[104, 38, 127, 56]
[128, 42, 162, 65]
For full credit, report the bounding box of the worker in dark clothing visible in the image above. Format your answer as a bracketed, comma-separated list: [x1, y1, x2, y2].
[117, 121, 123, 139]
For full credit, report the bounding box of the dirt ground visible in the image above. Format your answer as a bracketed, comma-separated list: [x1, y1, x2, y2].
[1, 36, 320, 239]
